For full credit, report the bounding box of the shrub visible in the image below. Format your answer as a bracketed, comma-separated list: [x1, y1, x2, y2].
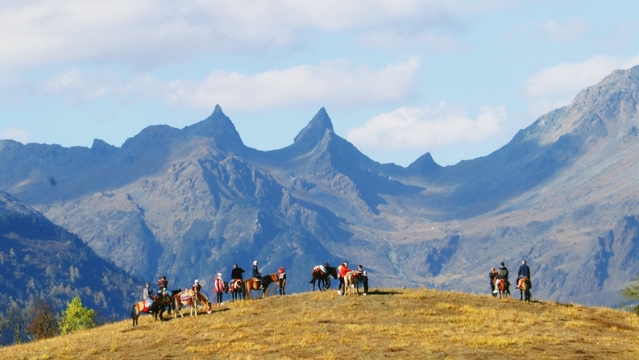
[621, 274, 639, 315]
[58, 296, 96, 335]
[26, 298, 60, 340]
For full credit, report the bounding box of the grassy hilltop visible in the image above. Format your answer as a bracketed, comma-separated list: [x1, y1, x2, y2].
[2, 288, 638, 359]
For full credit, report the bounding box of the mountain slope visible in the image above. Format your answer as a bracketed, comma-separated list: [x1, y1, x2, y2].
[0, 192, 139, 318]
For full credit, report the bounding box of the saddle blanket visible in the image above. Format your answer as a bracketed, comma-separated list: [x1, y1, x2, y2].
[313, 265, 326, 275]
[180, 294, 193, 302]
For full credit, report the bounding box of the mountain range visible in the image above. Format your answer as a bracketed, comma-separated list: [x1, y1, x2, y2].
[2, 66, 639, 306]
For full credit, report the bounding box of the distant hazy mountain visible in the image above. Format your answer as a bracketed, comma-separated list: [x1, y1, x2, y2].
[0, 192, 139, 318]
[2, 67, 639, 305]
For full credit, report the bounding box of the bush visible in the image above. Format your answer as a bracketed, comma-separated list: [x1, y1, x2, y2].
[58, 296, 96, 335]
[622, 274, 639, 315]
[26, 298, 59, 340]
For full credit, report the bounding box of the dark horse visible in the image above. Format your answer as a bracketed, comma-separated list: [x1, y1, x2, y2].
[226, 279, 245, 302]
[309, 265, 337, 291]
[518, 277, 532, 302]
[131, 293, 170, 327]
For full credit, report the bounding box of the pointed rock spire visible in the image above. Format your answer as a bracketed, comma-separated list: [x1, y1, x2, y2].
[183, 104, 244, 149]
[294, 107, 334, 145]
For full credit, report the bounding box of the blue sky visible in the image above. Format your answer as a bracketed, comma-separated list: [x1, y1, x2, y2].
[1, 1, 638, 166]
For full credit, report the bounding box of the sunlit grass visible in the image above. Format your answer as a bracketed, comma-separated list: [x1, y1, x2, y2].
[1, 288, 638, 359]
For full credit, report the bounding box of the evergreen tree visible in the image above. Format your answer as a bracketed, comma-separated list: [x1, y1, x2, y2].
[58, 296, 96, 334]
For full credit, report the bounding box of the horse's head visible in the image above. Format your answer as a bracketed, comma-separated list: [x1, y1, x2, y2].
[223, 281, 229, 293]
[328, 266, 338, 279]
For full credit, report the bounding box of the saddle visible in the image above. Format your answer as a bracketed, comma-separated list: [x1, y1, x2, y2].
[230, 279, 241, 291]
[312, 265, 326, 276]
[180, 291, 193, 302]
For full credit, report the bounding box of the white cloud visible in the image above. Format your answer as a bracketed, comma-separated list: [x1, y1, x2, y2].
[537, 18, 590, 42]
[0, 127, 29, 143]
[0, 0, 505, 70]
[38, 58, 420, 111]
[346, 103, 506, 151]
[524, 54, 639, 117]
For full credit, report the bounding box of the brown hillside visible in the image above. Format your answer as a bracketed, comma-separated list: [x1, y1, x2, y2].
[2, 288, 638, 359]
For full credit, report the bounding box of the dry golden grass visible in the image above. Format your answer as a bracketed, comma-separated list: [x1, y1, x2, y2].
[2, 288, 639, 359]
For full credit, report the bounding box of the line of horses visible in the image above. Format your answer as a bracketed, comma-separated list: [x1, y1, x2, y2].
[131, 273, 283, 327]
[309, 265, 364, 296]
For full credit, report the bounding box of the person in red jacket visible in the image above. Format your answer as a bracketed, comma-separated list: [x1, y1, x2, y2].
[214, 273, 225, 306]
[338, 262, 351, 295]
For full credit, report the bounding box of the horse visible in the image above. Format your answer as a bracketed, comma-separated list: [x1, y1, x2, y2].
[343, 271, 361, 296]
[518, 277, 532, 302]
[494, 278, 510, 299]
[309, 265, 337, 291]
[173, 290, 212, 318]
[245, 273, 279, 299]
[131, 293, 170, 327]
[227, 279, 245, 302]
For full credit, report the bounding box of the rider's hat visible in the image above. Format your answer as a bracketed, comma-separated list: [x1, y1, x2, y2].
[195, 279, 199, 283]
[253, 260, 258, 265]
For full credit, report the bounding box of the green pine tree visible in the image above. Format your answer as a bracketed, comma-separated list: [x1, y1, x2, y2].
[58, 296, 96, 335]
[622, 275, 639, 315]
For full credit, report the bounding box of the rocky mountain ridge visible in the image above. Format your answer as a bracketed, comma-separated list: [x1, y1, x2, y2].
[2, 66, 639, 305]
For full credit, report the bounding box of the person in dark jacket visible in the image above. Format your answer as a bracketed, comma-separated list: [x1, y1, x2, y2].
[157, 276, 168, 294]
[231, 264, 245, 280]
[252, 261, 263, 289]
[517, 260, 531, 300]
[497, 262, 510, 295]
[489, 268, 498, 296]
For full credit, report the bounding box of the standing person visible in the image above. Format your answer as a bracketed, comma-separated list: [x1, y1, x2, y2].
[214, 273, 225, 306]
[338, 262, 351, 295]
[231, 264, 245, 280]
[517, 260, 531, 300]
[278, 267, 287, 295]
[497, 262, 510, 295]
[489, 268, 498, 296]
[357, 265, 369, 296]
[252, 261, 263, 289]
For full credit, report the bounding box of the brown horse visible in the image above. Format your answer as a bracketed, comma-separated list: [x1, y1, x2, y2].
[173, 290, 212, 318]
[343, 271, 361, 296]
[518, 277, 532, 302]
[494, 278, 510, 299]
[245, 273, 278, 299]
[131, 293, 170, 327]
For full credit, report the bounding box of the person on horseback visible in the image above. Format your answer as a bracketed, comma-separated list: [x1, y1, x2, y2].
[497, 262, 510, 295]
[517, 260, 531, 300]
[214, 273, 225, 306]
[357, 265, 369, 296]
[231, 263, 245, 280]
[489, 267, 498, 296]
[142, 282, 154, 310]
[252, 261, 263, 289]
[157, 275, 168, 294]
[278, 266, 287, 295]
[338, 262, 351, 295]
[192, 279, 202, 295]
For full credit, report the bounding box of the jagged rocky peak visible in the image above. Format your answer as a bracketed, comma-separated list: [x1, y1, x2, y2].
[91, 138, 117, 152]
[407, 152, 442, 175]
[294, 107, 334, 145]
[183, 105, 244, 147]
